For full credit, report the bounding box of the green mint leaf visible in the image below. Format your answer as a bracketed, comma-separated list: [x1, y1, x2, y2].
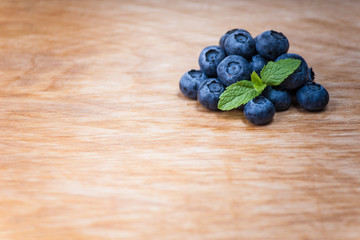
[260, 59, 301, 86]
[218, 80, 261, 111]
[251, 71, 266, 92]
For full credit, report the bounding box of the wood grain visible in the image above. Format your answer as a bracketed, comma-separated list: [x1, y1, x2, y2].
[0, 0, 359, 239]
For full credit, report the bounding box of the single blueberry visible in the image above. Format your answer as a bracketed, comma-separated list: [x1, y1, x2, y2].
[179, 69, 208, 99]
[197, 78, 225, 111]
[276, 53, 310, 90]
[249, 54, 268, 75]
[263, 86, 291, 111]
[296, 82, 329, 111]
[198, 46, 226, 77]
[217, 55, 251, 86]
[244, 96, 275, 125]
[224, 30, 256, 59]
[255, 30, 289, 60]
[219, 28, 250, 49]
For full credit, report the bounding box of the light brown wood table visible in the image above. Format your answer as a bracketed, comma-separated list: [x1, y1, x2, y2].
[0, 0, 359, 239]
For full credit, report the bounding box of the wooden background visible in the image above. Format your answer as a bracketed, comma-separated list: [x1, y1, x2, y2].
[0, 0, 359, 239]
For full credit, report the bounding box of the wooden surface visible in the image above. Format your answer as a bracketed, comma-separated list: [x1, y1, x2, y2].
[0, 0, 360, 239]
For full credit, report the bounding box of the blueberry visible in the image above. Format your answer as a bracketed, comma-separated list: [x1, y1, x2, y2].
[255, 30, 289, 60]
[216, 55, 251, 86]
[219, 29, 250, 49]
[198, 78, 225, 111]
[249, 54, 268, 75]
[224, 30, 256, 59]
[276, 53, 310, 90]
[244, 96, 275, 125]
[296, 82, 329, 111]
[263, 87, 291, 111]
[198, 46, 226, 77]
[179, 69, 208, 99]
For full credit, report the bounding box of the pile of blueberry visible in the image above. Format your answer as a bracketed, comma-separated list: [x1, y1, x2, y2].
[179, 29, 329, 125]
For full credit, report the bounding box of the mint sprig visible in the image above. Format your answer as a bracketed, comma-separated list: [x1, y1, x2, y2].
[218, 58, 301, 111]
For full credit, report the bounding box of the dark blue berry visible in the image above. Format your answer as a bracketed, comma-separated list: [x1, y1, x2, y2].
[249, 54, 268, 75]
[263, 87, 291, 111]
[276, 53, 310, 90]
[244, 96, 275, 125]
[198, 46, 226, 77]
[216, 55, 251, 86]
[296, 82, 329, 111]
[224, 30, 256, 59]
[219, 29, 250, 49]
[179, 70, 208, 99]
[198, 78, 225, 111]
[255, 30, 289, 60]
